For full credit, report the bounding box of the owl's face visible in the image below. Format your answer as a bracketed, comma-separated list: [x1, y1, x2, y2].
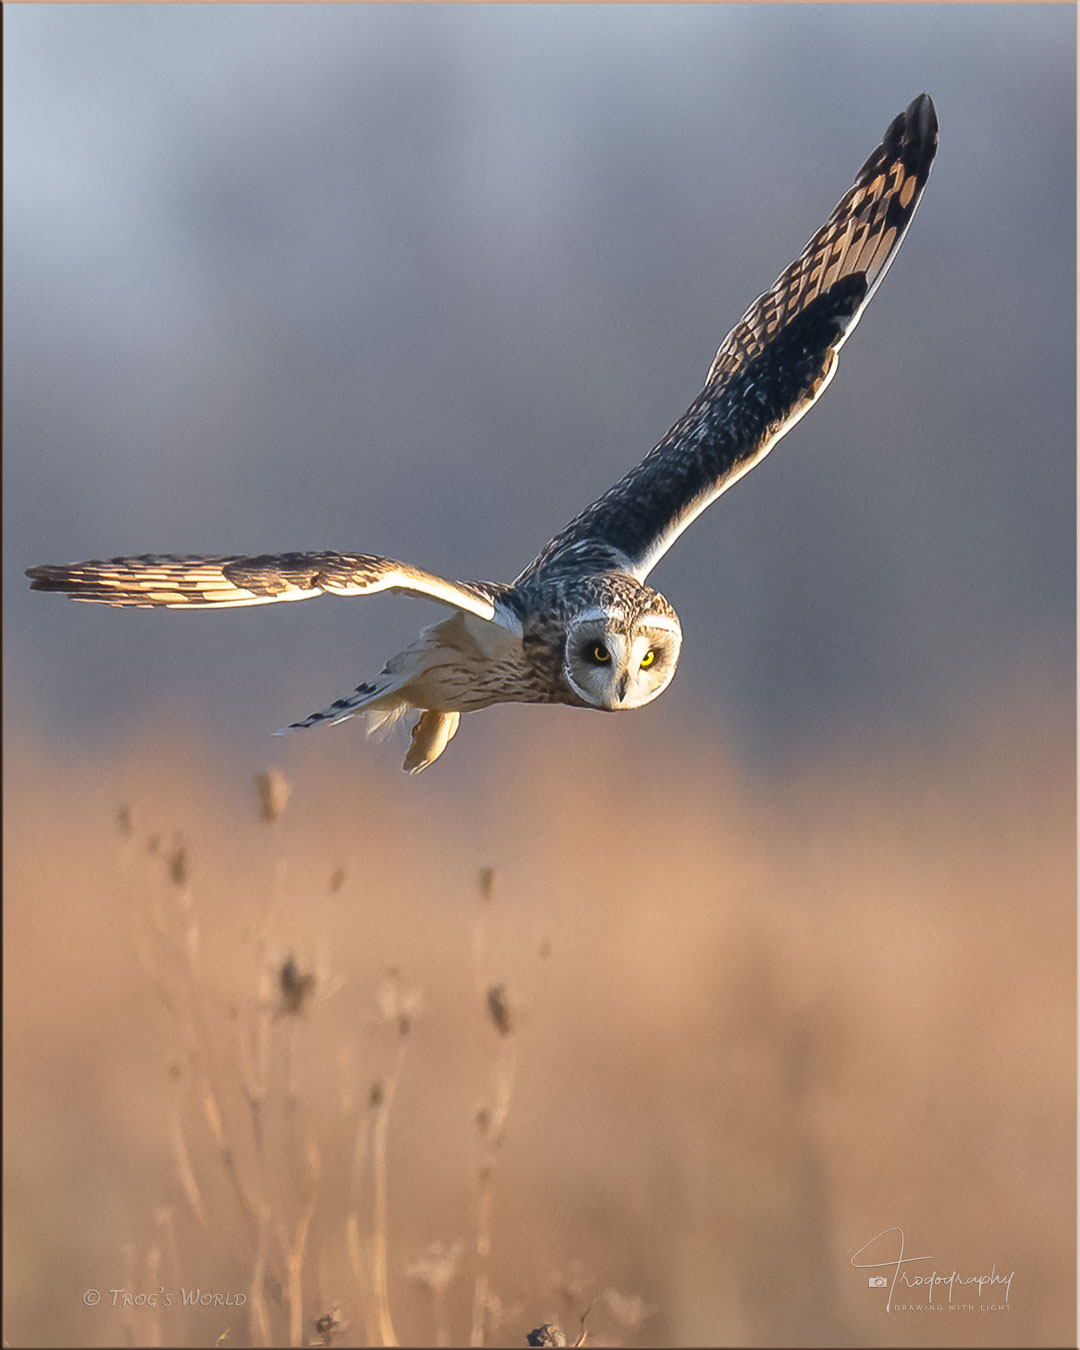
[563, 610, 682, 710]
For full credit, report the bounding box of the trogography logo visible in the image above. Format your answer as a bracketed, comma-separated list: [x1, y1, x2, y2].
[851, 1228, 1014, 1315]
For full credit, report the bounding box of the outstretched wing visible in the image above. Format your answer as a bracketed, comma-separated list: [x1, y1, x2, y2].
[26, 550, 506, 622]
[522, 94, 938, 584]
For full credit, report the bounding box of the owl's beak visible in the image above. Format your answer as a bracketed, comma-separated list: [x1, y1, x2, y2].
[616, 672, 630, 703]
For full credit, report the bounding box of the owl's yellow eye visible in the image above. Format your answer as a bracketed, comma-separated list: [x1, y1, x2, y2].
[640, 649, 656, 669]
[592, 643, 611, 664]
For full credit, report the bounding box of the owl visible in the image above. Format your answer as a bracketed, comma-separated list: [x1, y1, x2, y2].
[28, 96, 937, 773]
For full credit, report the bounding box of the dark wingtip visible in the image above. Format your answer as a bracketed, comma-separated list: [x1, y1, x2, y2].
[907, 92, 938, 146]
[26, 565, 66, 592]
[896, 93, 938, 172]
[869, 93, 938, 193]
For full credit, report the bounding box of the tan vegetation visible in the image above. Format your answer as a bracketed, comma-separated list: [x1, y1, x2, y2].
[3, 686, 1074, 1347]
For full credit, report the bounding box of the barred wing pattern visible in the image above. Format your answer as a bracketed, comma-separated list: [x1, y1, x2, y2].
[524, 94, 938, 584]
[26, 551, 503, 622]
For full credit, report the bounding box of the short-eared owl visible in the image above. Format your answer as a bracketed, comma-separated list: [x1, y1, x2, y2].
[28, 96, 937, 773]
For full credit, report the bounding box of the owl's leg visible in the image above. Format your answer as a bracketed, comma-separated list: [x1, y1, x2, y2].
[403, 710, 461, 774]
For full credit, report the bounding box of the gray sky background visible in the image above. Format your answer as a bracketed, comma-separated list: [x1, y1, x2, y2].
[5, 5, 1075, 781]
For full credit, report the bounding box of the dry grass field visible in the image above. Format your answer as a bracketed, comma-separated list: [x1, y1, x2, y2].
[3, 682, 1074, 1347]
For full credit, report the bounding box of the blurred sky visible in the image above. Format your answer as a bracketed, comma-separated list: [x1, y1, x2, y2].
[5, 5, 1075, 780]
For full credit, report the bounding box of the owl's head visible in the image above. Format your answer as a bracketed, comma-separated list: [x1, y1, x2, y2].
[563, 599, 682, 711]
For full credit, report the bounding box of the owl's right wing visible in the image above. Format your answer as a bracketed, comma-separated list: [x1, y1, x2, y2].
[521, 94, 938, 585]
[27, 550, 507, 623]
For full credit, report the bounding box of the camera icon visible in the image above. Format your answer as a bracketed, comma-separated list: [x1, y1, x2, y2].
[868, 1277, 888, 1288]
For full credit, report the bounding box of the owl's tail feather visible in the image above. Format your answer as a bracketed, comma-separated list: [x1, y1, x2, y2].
[274, 680, 405, 736]
[275, 680, 459, 772]
[274, 657, 462, 771]
[363, 704, 412, 741]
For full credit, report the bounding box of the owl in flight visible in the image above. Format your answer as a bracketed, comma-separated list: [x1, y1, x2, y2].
[29, 96, 937, 773]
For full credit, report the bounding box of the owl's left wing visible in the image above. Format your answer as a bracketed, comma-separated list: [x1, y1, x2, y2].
[26, 550, 505, 621]
[522, 94, 937, 585]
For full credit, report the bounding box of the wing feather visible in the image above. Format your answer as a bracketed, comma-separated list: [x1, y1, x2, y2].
[27, 550, 505, 622]
[521, 94, 938, 584]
